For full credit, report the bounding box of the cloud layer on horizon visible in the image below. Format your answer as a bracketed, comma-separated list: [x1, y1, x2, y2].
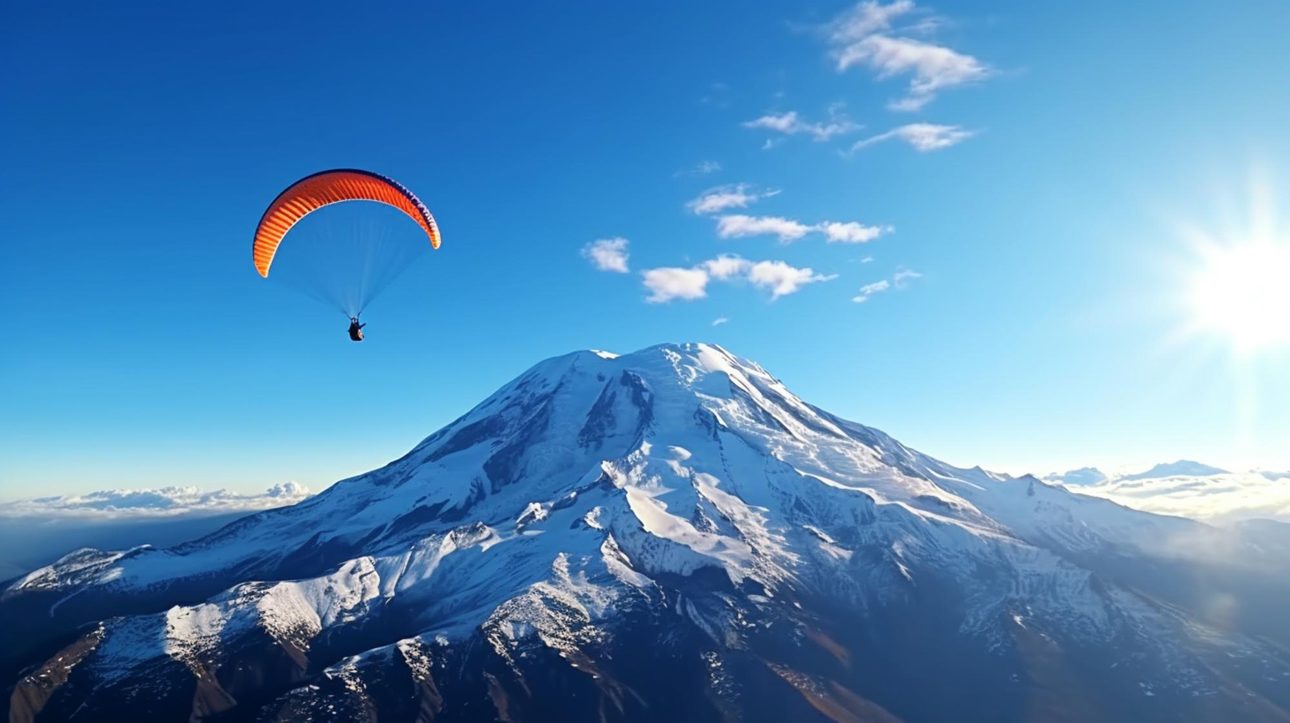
[0, 482, 312, 520]
[1067, 471, 1290, 524]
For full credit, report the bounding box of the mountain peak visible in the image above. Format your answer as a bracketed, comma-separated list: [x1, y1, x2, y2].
[5, 343, 1288, 722]
[1122, 459, 1230, 480]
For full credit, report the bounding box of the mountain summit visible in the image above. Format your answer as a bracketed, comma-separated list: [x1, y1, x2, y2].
[1121, 460, 1231, 481]
[5, 343, 1289, 722]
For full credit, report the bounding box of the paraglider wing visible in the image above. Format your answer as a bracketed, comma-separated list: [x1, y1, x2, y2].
[252, 169, 440, 277]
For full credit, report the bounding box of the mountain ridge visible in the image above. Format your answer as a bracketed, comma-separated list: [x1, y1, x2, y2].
[5, 342, 1289, 723]
[1121, 460, 1231, 481]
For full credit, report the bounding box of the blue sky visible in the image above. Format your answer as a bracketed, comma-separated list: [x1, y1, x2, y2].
[3, 1, 1289, 501]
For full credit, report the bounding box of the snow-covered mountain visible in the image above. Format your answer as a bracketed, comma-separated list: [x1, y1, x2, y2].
[1044, 460, 1233, 488]
[1120, 460, 1231, 481]
[5, 343, 1289, 722]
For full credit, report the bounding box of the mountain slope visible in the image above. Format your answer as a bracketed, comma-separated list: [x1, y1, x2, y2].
[5, 343, 1289, 723]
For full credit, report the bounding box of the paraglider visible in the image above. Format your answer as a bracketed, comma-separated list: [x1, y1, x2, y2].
[252, 169, 440, 338]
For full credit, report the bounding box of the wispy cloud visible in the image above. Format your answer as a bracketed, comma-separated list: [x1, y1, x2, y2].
[712, 316, 730, 327]
[699, 82, 732, 108]
[643, 267, 710, 303]
[841, 36, 989, 111]
[687, 184, 781, 215]
[893, 266, 923, 287]
[743, 109, 861, 143]
[819, 220, 893, 244]
[675, 160, 722, 178]
[849, 123, 974, 153]
[852, 279, 891, 302]
[826, 1, 990, 111]
[642, 254, 834, 303]
[717, 215, 815, 242]
[830, 0, 915, 39]
[582, 237, 631, 273]
[853, 265, 921, 302]
[0, 482, 311, 520]
[716, 215, 893, 244]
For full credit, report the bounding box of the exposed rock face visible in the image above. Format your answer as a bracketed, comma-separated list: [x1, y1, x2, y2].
[4, 343, 1289, 722]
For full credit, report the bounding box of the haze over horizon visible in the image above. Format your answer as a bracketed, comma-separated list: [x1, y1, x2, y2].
[4, 1, 1289, 501]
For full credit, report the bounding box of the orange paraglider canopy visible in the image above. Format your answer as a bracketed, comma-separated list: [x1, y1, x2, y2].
[252, 169, 440, 277]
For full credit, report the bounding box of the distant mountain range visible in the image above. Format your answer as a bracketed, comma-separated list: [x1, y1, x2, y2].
[4, 344, 1288, 722]
[0, 483, 311, 579]
[1046, 460, 1234, 485]
[1046, 461, 1290, 524]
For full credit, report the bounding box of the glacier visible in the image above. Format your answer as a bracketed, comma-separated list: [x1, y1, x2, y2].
[4, 343, 1289, 722]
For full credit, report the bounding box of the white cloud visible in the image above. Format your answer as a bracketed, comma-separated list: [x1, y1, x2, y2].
[712, 316, 730, 326]
[1070, 470, 1290, 524]
[743, 111, 797, 134]
[716, 214, 814, 242]
[687, 184, 780, 215]
[819, 220, 892, 244]
[742, 109, 861, 142]
[849, 123, 974, 153]
[838, 36, 988, 108]
[642, 267, 710, 303]
[852, 279, 891, 302]
[830, 0, 915, 41]
[894, 266, 923, 287]
[0, 482, 312, 520]
[853, 266, 920, 302]
[747, 261, 837, 299]
[886, 94, 935, 112]
[582, 237, 631, 273]
[702, 254, 753, 280]
[715, 215, 893, 245]
[860, 255, 875, 263]
[642, 254, 834, 302]
[827, 2, 990, 111]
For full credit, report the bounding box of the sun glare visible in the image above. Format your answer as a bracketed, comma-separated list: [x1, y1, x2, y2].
[1187, 241, 1290, 354]
[1176, 174, 1290, 357]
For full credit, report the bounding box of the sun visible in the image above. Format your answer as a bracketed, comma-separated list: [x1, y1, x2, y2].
[1186, 240, 1290, 354]
[1174, 173, 1290, 357]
